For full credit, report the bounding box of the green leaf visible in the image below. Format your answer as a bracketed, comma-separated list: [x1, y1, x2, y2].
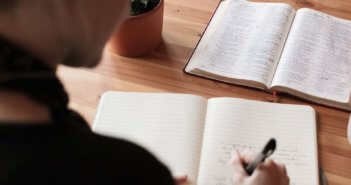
[141, 0, 148, 7]
[130, 0, 160, 16]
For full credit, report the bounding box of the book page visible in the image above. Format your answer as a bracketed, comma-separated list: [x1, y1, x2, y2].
[271, 8, 351, 103]
[197, 98, 318, 185]
[185, 0, 231, 72]
[194, 0, 295, 87]
[92, 92, 208, 184]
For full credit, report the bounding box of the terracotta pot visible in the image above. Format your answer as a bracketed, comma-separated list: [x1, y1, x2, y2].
[108, 0, 164, 57]
[348, 117, 351, 144]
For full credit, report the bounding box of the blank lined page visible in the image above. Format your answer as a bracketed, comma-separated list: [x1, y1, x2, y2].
[92, 92, 208, 184]
[197, 98, 318, 185]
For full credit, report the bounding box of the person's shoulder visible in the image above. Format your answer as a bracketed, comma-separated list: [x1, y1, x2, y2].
[86, 132, 152, 158]
[80, 132, 175, 185]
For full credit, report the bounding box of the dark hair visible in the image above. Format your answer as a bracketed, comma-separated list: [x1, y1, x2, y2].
[0, 0, 19, 10]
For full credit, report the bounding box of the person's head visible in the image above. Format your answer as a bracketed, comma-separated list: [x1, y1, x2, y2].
[0, 0, 130, 68]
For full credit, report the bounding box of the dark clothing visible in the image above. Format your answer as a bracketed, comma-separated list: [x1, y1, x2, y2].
[0, 38, 175, 185]
[0, 112, 175, 185]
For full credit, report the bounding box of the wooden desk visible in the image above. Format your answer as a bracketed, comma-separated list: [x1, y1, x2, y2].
[58, 0, 351, 184]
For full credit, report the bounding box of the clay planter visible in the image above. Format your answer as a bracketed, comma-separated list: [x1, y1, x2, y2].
[108, 0, 164, 57]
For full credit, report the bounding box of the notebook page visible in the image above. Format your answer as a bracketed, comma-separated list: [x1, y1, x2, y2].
[197, 98, 318, 185]
[92, 92, 208, 184]
[195, 0, 295, 87]
[271, 8, 351, 103]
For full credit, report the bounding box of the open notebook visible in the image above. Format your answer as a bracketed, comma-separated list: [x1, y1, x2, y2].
[185, 0, 351, 111]
[93, 92, 319, 185]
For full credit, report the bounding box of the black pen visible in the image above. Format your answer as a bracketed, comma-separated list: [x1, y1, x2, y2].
[244, 138, 277, 175]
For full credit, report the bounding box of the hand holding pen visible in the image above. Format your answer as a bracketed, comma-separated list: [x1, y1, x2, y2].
[229, 138, 290, 185]
[244, 138, 277, 175]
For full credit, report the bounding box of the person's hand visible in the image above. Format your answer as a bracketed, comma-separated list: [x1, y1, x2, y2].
[174, 175, 188, 185]
[229, 150, 289, 185]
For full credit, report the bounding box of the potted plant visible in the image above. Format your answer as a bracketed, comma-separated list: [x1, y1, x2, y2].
[108, 0, 164, 57]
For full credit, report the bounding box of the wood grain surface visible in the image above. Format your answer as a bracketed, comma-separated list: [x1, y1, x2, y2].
[57, 0, 351, 184]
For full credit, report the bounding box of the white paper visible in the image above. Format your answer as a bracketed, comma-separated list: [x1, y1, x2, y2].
[196, 0, 295, 86]
[197, 98, 318, 185]
[271, 8, 351, 103]
[93, 92, 208, 184]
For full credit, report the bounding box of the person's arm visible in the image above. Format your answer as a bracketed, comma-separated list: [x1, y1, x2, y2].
[230, 150, 289, 185]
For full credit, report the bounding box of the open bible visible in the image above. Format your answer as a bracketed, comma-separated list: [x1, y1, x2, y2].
[185, 0, 351, 111]
[93, 91, 319, 185]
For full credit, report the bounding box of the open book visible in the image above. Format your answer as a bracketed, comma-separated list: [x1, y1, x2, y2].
[93, 91, 319, 185]
[185, 0, 351, 111]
